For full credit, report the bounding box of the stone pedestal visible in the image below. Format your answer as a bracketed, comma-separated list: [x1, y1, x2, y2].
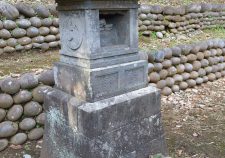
[41, 0, 167, 157]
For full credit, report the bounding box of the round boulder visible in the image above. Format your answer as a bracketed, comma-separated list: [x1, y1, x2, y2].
[17, 37, 32, 46]
[149, 72, 160, 83]
[161, 87, 172, 96]
[187, 79, 196, 88]
[11, 28, 27, 38]
[0, 109, 6, 122]
[38, 70, 54, 86]
[179, 81, 188, 90]
[16, 19, 31, 29]
[34, 5, 50, 18]
[24, 101, 42, 117]
[36, 113, 45, 125]
[13, 90, 32, 104]
[1, 78, 20, 94]
[159, 69, 168, 79]
[10, 133, 27, 145]
[0, 139, 8, 151]
[3, 20, 16, 30]
[30, 17, 42, 28]
[32, 85, 52, 103]
[28, 128, 44, 140]
[0, 94, 13, 109]
[27, 27, 39, 38]
[0, 2, 19, 20]
[15, 3, 35, 17]
[0, 29, 11, 39]
[156, 80, 166, 89]
[0, 121, 18, 138]
[172, 85, 180, 93]
[19, 118, 36, 131]
[19, 73, 38, 89]
[6, 105, 23, 121]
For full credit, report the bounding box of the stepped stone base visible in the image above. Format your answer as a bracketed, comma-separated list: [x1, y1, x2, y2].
[41, 86, 167, 158]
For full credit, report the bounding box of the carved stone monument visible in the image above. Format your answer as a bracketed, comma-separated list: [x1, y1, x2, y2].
[41, 0, 167, 157]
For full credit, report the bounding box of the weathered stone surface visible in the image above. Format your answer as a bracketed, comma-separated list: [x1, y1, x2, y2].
[7, 38, 17, 47]
[171, 47, 182, 57]
[179, 81, 188, 90]
[19, 118, 36, 131]
[30, 17, 42, 28]
[157, 80, 166, 89]
[32, 36, 45, 43]
[10, 133, 27, 145]
[42, 18, 53, 27]
[13, 90, 32, 104]
[0, 139, 8, 151]
[172, 85, 180, 93]
[18, 37, 32, 46]
[0, 94, 13, 109]
[15, 3, 35, 17]
[153, 63, 163, 72]
[16, 19, 31, 28]
[27, 27, 39, 37]
[1, 78, 20, 94]
[3, 20, 16, 30]
[149, 72, 160, 83]
[24, 101, 42, 116]
[0, 2, 19, 20]
[0, 39, 7, 48]
[11, 28, 27, 38]
[162, 87, 172, 96]
[36, 113, 45, 125]
[38, 70, 54, 86]
[6, 105, 23, 121]
[34, 5, 50, 18]
[28, 128, 44, 140]
[165, 77, 175, 87]
[0, 29, 11, 39]
[0, 121, 18, 138]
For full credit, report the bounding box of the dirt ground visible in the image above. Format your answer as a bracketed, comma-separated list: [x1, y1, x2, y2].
[0, 78, 225, 158]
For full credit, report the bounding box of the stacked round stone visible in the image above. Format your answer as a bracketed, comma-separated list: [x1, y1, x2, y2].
[0, 70, 54, 151]
[138, 4, 225, 36]
[0, 2, 60, 55]
[147, 39, 225, 96]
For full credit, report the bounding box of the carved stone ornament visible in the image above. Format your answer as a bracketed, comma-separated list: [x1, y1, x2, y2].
[67, 22, 83, 50]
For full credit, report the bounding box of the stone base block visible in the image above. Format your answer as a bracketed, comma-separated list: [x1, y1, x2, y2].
[41, 86, 167, 158]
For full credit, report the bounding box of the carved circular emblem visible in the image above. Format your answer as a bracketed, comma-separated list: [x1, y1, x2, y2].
[67, 24, 83, 50]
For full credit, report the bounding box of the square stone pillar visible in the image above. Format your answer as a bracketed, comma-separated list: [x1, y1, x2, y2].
[41, 0, 167, 157]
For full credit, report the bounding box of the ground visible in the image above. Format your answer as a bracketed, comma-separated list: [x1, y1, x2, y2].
[1, 78, 225, 158]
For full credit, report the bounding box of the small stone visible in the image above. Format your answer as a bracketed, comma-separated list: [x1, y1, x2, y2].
[165, 77, 175, 87]
[0, 2, 19, 20]
[42, 18, 53, 27]
[179, 82, 188, 90]
[156, 32, 163, 39]
[24, 101, 42, 117]
[0, 121, 18, 138]
[0, 109, 6, 122]
[27, 27, 39, 38]
[7, 38, 17, 47]
[36, 113, 45, 125]
[162, 87, 172, 96]
[30, 17, 42, 28]
[17, 37, 32, 46]
[13, 90, 32, 104]
[15, 3, 35, 17]
[0, 39, 7, 48]
[172, 85, 180, 93]
[34, 5, 50, 18]
[41, 43, 49, 51]
[187, 79, 196, 88]
[32, 36, 45, 43]
[0, 29, 11, 39]
[28, 128, 44, 140]
[6, 105, 23, 121]
[149, 72, 160, 83]
[19, 73, 38, 89]
[1, 78, 20, 94]
[45, 35, 56, 42]
[0, 139, 8, 151]
[11, 28, 27, 38]
[0, 94, 13, 109]
[38, 70, 54, 86]
[19, 118, 36, 131]
[10, 133, 27, 145]
[3, 20, 16, 30]
[3, 46, 15, 53]
[156, 80, 166, 89]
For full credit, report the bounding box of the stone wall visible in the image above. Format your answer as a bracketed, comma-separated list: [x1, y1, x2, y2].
[147, 38, 225, 96]
[138, 3, 225, 36]
[0, 70, 54, 151]
[0, 2, 59, 55]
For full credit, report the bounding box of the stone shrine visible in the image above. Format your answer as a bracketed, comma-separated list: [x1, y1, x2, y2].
[41, 0, 167, 157]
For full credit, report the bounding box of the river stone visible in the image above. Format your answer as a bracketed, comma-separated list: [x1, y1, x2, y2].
[49, 41, 59, 48]
[3, 20, 16, 30]
[3, 46, 15, 53]
[196, 52, 204, 60]
[192, 61, 202, 71]
[18, 37, 32, 46]
[50, 26, 59, 35]
[11, 28, 27, 38]
[182, 72, 190, 81]
[36, 113, 45, 125]
[13, 90, 32, 104]
[159, 69, 168, 80]
[6, 105, 23, 121]
[0, 39, 7, 48]
[27, 27, 39, 38]
[221, 71, 225, 77]
[0, 139, 8, 151]
[10, 133, 27, 145]
[34, 5, 50, 18]
[154, 50, 165, 62]
[184, 63, 193, 72]
[190, 71, 199, 79]
[176, 64, 185, 74]
[215, 72, 222, 79]
[15, 3, 35, 17]
[201, 59, 209, 67]
[163, 48, 173, 59]
[24, 44, 32, 50]
[187, 79, 196, 88]
[198, 68, 206, 77]
[208, 73, 216, 81]
[1, 78, 20, 94]
[0, 121, 18, 138]
[166, 77, 175, 87]
[167, 66, 177, 76]
[15, 19, 30, 29]
[173, 74, 183, 83]
[171, 46, 182, 57]
[0, 29, 11, 39]
[196, 78, 203, 85]
[153, 63, 163, 72]
[7, 38, 17, 47]
[161, 87, 172, 96]
[180, 55, 188, 64]
[0, 109, 6, 122]
[205, 66, 213, 74]
[162, 60, 172, 69]
[52, 18, 59, 27]
[156, 80, 166, 89]
[32, 43, 41, 48]
[179, 82, 188, 90]
[30, 17, 42, 28]
[149, 72, 160, 83]
[28, 128, 44, 140]
[147, 63, 154, 73]
[45, 35, 56, 42]
[0, 2, 19, 20]
[19, 73, 38, 89]
[186, 4, 202, 13]
[163, 6, 174, 15]
[38, 70, 54, 86]
[24, 101, 42, 117]
[19, 118, 36, 131]
[156, 32, 163, 39]
[42, 18, 53, 27]
[0, 49, 3, 55]
[187, 54, 197, 62]
[171, 57, 181, 65]
[172, 85, 180, 93]
[41, 43, 49, 51]
[38, 27, 50, 36]
[32, 36, 45, 43]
